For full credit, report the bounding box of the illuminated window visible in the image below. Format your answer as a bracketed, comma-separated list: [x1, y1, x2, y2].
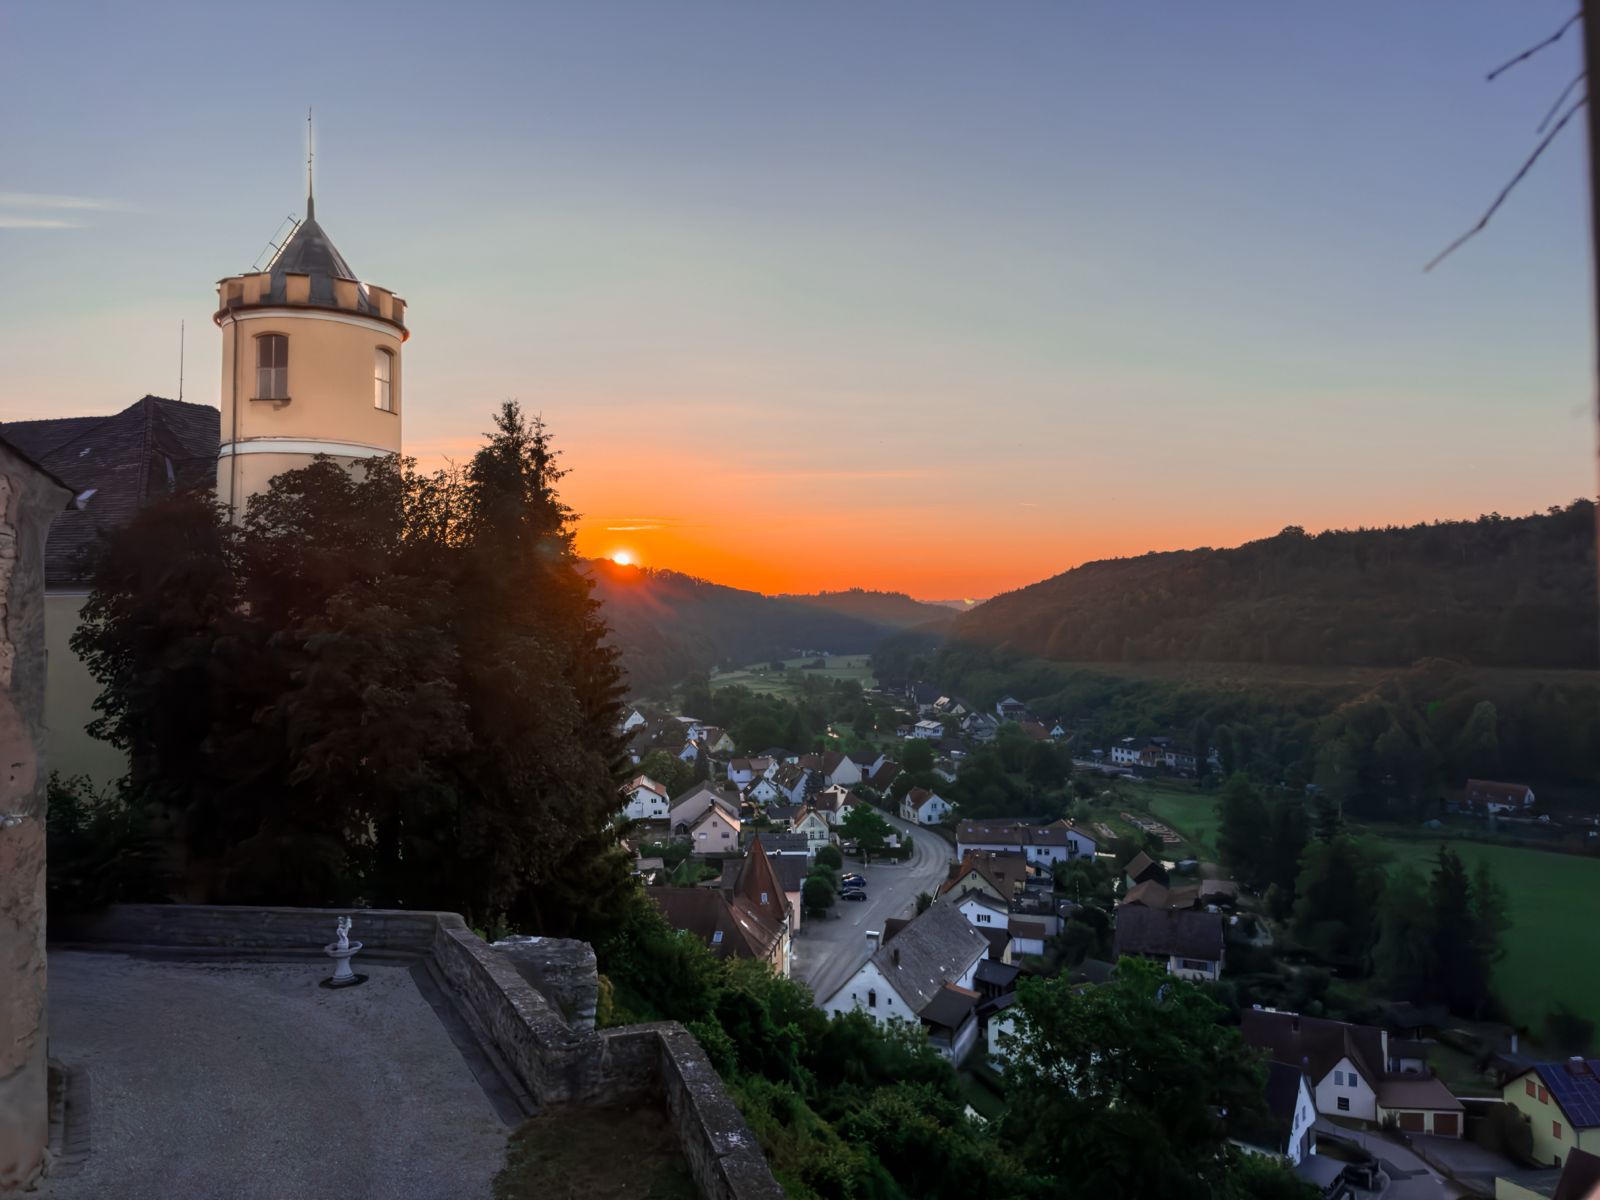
[374, 348, 395, 411]
[256, 334, 288, 399]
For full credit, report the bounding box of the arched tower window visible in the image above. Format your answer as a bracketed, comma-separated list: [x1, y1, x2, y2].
[374, 347, 395, 412]
[256, 334, 288, 400]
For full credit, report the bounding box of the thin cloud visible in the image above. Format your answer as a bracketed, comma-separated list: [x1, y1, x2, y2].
[0, 216, 82, 230]
[725, 468, 935, 482]
[0, 192, 130, 211]
[606, 524, 663, 532]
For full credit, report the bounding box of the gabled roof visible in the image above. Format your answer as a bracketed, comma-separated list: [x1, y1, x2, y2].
[856, 900, 989, 1015]
[622, 775, 668, 799]
[669, 784, 737, 829]
[1553, 1148, 1600, 1200]
[938, 850, 1028, 901]
[2, 396, 221, 586]
[1264, 1061, 1308, 1124]
[1125, 851, 1161, 882]
[1112, 905, 1223, 963]
[1375, 1076, 1462, 1113]
[1240, 1009, 1386, 1086]
[973, 959, 1021, 991]
[920, 983, 980, 1031]
[646, 885, 781, 962]
[731, 834, 787, 929]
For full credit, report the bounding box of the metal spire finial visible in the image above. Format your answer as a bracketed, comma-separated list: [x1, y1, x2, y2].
[306, 107, 315, 221]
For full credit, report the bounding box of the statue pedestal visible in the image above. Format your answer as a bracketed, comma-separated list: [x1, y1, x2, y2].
[322, 940, 365, 989]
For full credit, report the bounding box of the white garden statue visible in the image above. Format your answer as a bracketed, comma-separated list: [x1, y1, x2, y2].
[323, 916, 364, 988]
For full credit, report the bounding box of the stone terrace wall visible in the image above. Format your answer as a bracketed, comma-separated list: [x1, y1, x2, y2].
[51, 904, 785, 1199]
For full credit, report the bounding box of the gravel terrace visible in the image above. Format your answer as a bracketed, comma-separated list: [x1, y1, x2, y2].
[40, 952, 508, 1200]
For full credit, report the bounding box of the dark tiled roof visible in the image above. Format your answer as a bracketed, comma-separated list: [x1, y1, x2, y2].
[1240, 1010, 1385, 1086]
[976, 925, 1012, 960]
[1265, 1061, 1306, 1124]
[1112, 905, 1223, 963]
[865, 901, 989, 1014]
[1554, 1148, 1600, 1200]
[646, 884, 781, 963]
[1, 396, 221, 586]
[258, 213, 383, 314]
[973, 959, 1021, 991]
[1125, 851, 1160, 882]
[919, 983, 979, 1030]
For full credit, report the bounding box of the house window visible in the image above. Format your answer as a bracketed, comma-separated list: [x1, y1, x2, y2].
[1540, 1086, 1550, 1104]
[374, 347, 395, 411]
[760, 892, 769, 904]
[255, 334, 288, 399]
[1337, 1097, 1350, 1113]
[867, 989, 877, 1008]
[1554, 1121, 1562, 1140]
[1526, 1080, 1537, 1098]
[721, 832, 730, 839]
[711, 930, 723, 944]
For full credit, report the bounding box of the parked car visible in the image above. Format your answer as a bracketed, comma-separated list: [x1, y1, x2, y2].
[841, 873, 866, 888]
[841, 890, 868, 902]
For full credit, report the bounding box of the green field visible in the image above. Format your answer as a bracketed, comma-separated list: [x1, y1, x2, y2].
[1125, 785, 1600, 1025]
[1141, 786, 1222, 861]
[1373, 838, 1600, 1027]
[711, 656, 877, 699]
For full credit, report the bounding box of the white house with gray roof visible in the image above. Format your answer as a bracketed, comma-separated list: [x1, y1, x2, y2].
[819, 902, 990, 1060]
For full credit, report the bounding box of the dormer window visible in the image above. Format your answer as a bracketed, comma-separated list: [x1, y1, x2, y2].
[374, 347, 395, 412]
[256, 334, 288, 400]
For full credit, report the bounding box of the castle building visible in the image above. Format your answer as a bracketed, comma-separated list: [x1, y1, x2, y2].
[1, 171, 410, 783]
[213, 185, 408, 514]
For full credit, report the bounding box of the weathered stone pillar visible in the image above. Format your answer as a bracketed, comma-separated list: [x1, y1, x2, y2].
[0, 441, 71, 1193]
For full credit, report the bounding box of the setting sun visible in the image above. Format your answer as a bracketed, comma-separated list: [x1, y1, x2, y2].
[611, 549, 636, 567]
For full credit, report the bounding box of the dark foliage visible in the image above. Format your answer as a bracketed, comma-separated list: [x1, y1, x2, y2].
[70, 404, 631, 934]
[950, 502, 1597, 670]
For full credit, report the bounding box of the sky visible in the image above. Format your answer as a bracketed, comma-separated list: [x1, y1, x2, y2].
[1, 1, 1595, 599]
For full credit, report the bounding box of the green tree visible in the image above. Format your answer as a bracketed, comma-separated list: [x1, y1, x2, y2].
[1452, 700, 1501, 779]
[813, 844, 843, 872]
[901, 739, 935, 775]
[1291, 835, 1386, 966]
[1217, 774, 1270, 889]
[1000, 958, 1270, 1199]
[639, 749, 694, 797]
[801, 876, 836, 919]
[839, 805, 895, 863]
[1373, 867, 1432, 1002]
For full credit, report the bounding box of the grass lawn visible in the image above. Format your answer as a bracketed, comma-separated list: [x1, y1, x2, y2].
[712, 655, 876, 699]
[1137, 784, 1222, 861]
[1368, 836, 1600, 1029]
[494, 1103, 696, 1200]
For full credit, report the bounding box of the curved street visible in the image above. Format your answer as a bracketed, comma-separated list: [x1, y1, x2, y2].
[792, 815, 955, 1006]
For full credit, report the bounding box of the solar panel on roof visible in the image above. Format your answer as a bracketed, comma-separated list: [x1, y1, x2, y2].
[1541, 1061, 1600, 1128]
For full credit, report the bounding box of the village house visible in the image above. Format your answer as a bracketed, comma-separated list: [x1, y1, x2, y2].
[768, 804, 834, 852]
[811, 785, 864, 827]
[1502, 1058, 1600, 1166]
[899, 786, 954, 825]
[771, 762, 814, 805]
[995, 696, 1029, 721]
[1242, 1062, 1318, 1167]
[742, 776, 781, 806]
[668, 782, 738, 836]
[935, 851, 1029, 909]
[617, 775, 670, 821]
[619, 707, 649, 734]
[1241, 1009, 1464, 1137]
[956, 818, 1096, 865]
[962, 712, 1000, 742]
[795, 751, 863, 789]
[1112, 906, 1225, 981]
[720, 838, 807, 935]
[911, 719, 943, 740]
[1461, 779, 1537, 816]
[866, 760, 901, 792]
[820, 902, 991, 1062]
[726, 756, 777, 789]
[648, 833, 791, 975]
[686, 805, 742, 855]
[700, 726, 736, 755]
[1123, 851, 1166, 890]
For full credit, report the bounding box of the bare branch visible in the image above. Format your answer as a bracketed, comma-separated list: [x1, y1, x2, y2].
[1487, 12, 1581, 81]
[1539, 70, 1587, 132]
[1425, 95, 1587, 272]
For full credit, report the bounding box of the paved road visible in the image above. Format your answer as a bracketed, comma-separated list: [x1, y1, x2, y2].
[1314, 1119, 1464, 1200]
[793, 815, 955, 1005]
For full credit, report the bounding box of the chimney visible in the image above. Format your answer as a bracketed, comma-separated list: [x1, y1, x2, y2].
[1569, 1057, 1589, 1076]
[892, 948, 901, 967]
[867, 930, 880, 952]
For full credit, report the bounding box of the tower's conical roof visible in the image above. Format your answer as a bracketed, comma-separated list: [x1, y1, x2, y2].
[267, 214, 358, 283]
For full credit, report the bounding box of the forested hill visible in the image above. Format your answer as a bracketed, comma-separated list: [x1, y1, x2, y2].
[950, 502, 1598, 669]
[775, 588, 955, 630]
[586, 563, 929, 691]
